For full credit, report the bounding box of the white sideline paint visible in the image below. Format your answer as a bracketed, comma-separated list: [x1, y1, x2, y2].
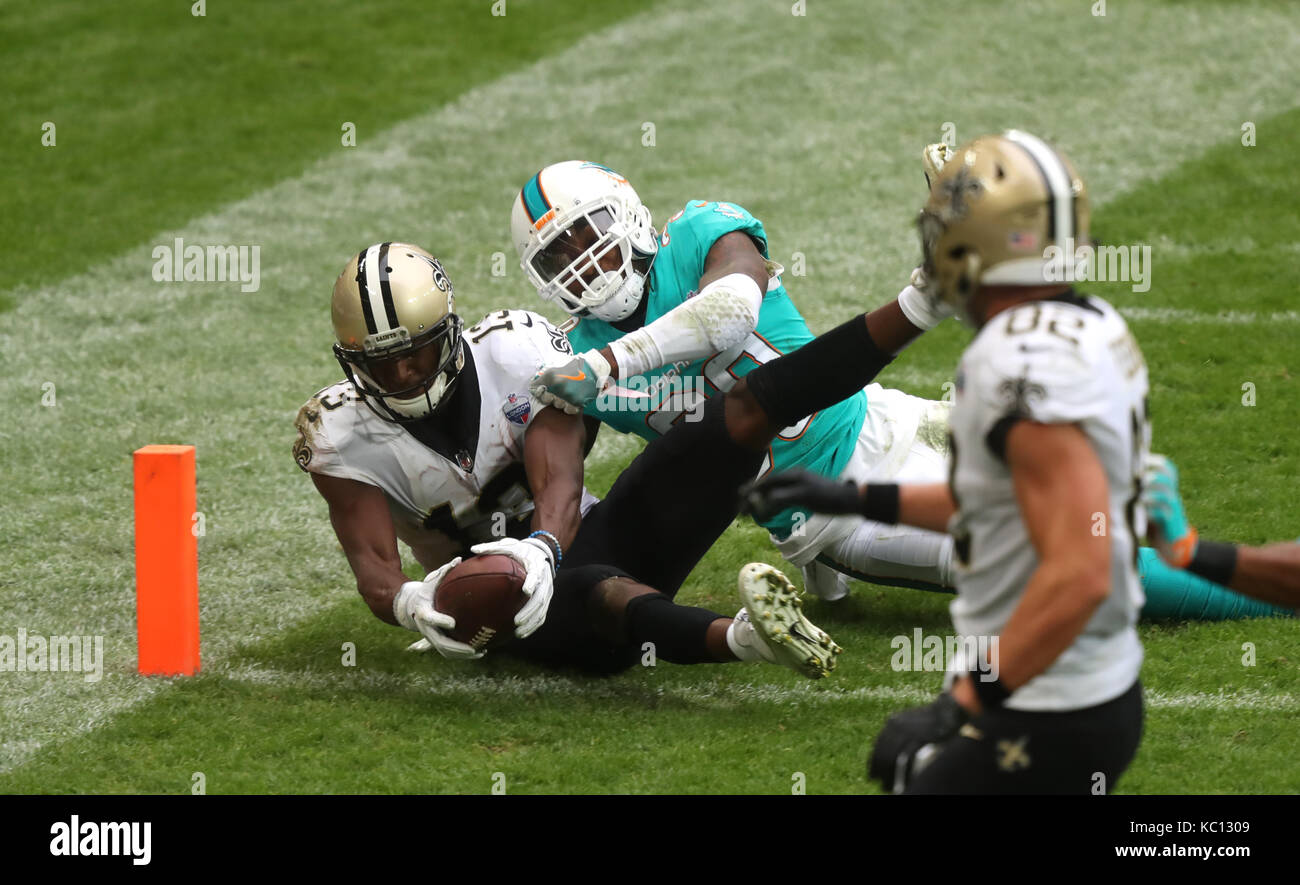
[1119, 308, 1300, 325]
[5, 0, 1300, 773]
[215, 663, 1300, 713]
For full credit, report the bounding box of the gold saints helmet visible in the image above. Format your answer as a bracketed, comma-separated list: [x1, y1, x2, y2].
[331, 242, 465, 423]
[917, 130, 1090, 325]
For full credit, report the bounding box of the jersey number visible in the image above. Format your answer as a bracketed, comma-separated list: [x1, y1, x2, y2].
[1003, 304, 1085, 347]
[468, 310, 532, 344]
[1123, 398, 1152, 567]
[421, 462, 533, 539]
[644, 332, 812, 454]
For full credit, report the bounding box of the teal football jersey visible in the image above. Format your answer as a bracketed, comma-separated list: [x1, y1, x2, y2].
[567, 200, 868, 536]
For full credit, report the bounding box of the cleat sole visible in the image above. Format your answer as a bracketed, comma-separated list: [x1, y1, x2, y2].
[737, 563, 843, 680]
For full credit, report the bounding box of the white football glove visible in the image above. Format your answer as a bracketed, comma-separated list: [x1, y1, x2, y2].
[897, 271, 954, 330]
[392, 557, 485, 660]
[469, 536, 556, 638]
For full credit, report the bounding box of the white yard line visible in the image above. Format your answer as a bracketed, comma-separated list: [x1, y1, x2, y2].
[1119, 308, 1300, 324]
[5, 0, 1300, 773]
[214, 663, 1300, 713]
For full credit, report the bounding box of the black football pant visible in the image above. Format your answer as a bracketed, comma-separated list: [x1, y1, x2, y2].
[508, 315, 898, 675]
[905, 680, 1144, 794]
[563, 394, 764, 596]
[507, 395, 764, 674]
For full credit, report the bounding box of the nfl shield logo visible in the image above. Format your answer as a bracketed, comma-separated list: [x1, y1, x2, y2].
[503, 392, 531, 426]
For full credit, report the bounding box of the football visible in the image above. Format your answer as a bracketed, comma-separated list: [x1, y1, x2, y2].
[434, 554, 528, 650]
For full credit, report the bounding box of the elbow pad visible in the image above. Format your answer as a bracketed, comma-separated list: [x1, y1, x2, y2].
[609, 272, 763, 378]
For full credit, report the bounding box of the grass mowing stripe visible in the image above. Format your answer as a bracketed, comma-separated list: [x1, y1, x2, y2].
[1092, 103, 1300, 549]
[0, 0, 664, 294]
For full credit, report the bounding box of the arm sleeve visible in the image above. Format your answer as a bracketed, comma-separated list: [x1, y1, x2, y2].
[606, 272, 763, 377]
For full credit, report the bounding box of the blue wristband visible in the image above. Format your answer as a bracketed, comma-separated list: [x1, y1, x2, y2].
[528, 530, 562, 568]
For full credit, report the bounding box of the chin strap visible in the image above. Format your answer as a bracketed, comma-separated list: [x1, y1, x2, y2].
[586, 270, 646, 322]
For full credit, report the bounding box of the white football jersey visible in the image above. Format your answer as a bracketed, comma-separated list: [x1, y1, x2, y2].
[293, 309, 592, 572]
[946, 293, 1150, 711]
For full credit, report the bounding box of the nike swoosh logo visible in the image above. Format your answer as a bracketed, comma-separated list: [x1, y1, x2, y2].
[788, 623, 815, 644]
[556, 371, 586, 381]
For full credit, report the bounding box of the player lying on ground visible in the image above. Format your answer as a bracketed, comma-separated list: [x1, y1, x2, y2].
[1143, 455, 1300, 608]
[745, 132, 1150, 793]
[294, 243, 852, 678]
[512, 158, 1286, 621]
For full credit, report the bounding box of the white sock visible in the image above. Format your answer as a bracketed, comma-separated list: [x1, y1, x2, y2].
[725, 610, 772, 663]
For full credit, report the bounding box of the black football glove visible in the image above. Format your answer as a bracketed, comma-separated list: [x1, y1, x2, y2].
[738, 468, 862, 524]
[868, 693, 970, 794]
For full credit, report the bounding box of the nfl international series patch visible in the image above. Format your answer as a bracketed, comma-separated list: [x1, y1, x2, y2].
[503, 392, 531, 426]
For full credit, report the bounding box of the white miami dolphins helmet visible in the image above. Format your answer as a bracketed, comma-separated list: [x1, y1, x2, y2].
[511, 161, 659, 322]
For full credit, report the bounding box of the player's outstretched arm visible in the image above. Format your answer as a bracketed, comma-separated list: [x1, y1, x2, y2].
[1144, 453, 1300, 608]
[898, 483, 958, 533]
[866, 263, 961, 352]
[738, 468, 954, 533]
[602, 230, 769, 380]
[310, 472, 409, 625]
[309, 457, 483, 659]
[521, 405, 587, 552]
[471, 404, 587, 638]
[950, 421, 1112, 713]
[1229, 544, 1300, 607]
[864, 299, 929, 353]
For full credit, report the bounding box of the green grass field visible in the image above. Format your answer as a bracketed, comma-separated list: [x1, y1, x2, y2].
[1, 0, 1298, 794]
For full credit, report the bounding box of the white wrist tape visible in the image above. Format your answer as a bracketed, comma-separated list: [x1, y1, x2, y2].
[581, 347, 613, 387]
[897, 280, 952, 331]
[392, 582, 421, 632]
[608, 272, 762, 378]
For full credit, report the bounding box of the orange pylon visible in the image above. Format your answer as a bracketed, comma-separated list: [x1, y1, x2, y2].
[133, 445, 200, 675]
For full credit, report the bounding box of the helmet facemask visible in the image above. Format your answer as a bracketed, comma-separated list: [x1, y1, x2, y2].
[523, 199, 655, 322]
[917, 193, 983, 329]
[334, 313, 464, 423]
